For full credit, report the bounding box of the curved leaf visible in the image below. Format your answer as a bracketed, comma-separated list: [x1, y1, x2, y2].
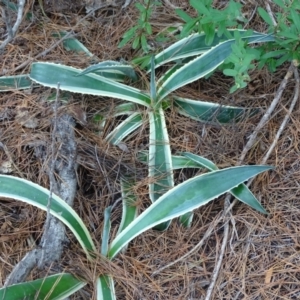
[148, 108, 174, 231]
[101, 206, 112, 257]
[0, 175, 96, 260]
[108, 165, 272, 258]
[29, 62, 151, 107]
[0, 273, 86, 300]
[145, 30, 274, 71]
[53, 31, 94, 57]
[183, 152, 268, 214]
[137, 150, 205, 170]
[117, 178, 138, 236]
[156, 32, 274, 101]
[97, 275, 116, 300]
[78, 61, 138, 82]
[148, 109, 174, 202]
[106, 112, 143, 145]
[0, 74, 32, 91]
[173, 96, 259, 124]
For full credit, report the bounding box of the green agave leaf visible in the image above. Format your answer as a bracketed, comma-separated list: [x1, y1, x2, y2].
[97, 275, 116, 300]
[173, 97, 259, 124]
[179, 211, 194, 228]
[78, 61, 138, 82]
[2, 0, 32, 19]
[131, 54, 152, 69]
[182, 152, 218, 171]
[112, 102, 138, 115]
[0, 273, 86, 300]
[101, 206, 112, 257]
[53, 31, 94, 57]
[157, 32, 275, 101]
[0, 74, 32, 91]
[0, 175, 96, 260]
[148, 109, 174, 201]
[106, 112, 143, 145]
[137, 150, 205, 170]
[99, 102, 138, 128]
[117, 178, 138, 237]
[108, 165, 272, 258]
[148, 108, 174, 231]
[145, 30, 274, 71]
[29, 62, 151, 107]
[150, 56, 156, 104]
[183, 152, 268, 214]
[2, 0, 19, 11]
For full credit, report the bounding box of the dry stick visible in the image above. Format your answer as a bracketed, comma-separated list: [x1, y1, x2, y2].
[205, 61, 298, 300]
[0, 0, 25, 51]
[39, 83, 60, 266]
[153, 62, 297, 277]
[239, 63, 295, 164]
[263, 63, 299, 163]
[4, 112, 78, 286]
[266, 1, 277, 26]
[122, 0, 133, 9]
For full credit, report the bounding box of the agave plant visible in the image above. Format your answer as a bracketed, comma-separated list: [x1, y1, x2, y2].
[0, 163, 271, 299]
[0, 29, 275, 299]
[27, 29, 274, 229]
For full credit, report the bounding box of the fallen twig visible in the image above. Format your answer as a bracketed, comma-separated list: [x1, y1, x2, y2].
[39, 83, 60, 267]
[4, 111, 78, 286]
[0, 0, 25, 51]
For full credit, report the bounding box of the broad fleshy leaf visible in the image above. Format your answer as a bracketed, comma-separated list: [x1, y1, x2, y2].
[173, 96, 260, 124]
[148, 108, 174, 231]
[179, 211, 194, 228]
[0, 175, 96, 260]
[108, 165, 272, 259]
[78, 61, 138, 82]
[117, 178, 138, 236]
[137, 151, 205, 170]
[106, 112, 143, 145]
[156, 32, 275, 101]
[150, 56, 156, 104]
[0, 273, 86, 300]
[53, 31, 94, 57]
[97, 275, 116, 300]
[146, 30, 274, 71]
[29, 62, 151, 107]
[99, 102, 139, 132]
[112, 102, 138, 116]
[183, 152, 268, 214]
[0, 74, 32, 91]
[101, 206, 112, 257]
